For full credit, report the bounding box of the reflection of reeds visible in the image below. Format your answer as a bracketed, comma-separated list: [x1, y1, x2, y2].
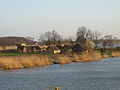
[0, 55, 52, 70]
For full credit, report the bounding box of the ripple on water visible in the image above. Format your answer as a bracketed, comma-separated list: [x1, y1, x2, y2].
[0, 57, 120, 90]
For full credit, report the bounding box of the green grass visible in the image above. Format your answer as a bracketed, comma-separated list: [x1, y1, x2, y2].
[0, 52, 32, 56]
[0, 52, 55, 57]
[100, 50, 113, 55]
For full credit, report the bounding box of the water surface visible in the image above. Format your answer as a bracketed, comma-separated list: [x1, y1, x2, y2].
[0, 57, 120, 90]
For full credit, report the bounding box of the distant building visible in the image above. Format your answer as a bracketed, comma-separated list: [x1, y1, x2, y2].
[47, 45, 61, 54]
[16, 44, 61, 54]
[17, 44, 41, 53]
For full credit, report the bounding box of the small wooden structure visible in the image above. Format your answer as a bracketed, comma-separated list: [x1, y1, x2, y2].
[47, 86, 60, 90]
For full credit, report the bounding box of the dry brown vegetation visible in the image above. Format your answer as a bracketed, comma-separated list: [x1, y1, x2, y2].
[111, 52, 120, 57]
[0, 55, 53, 70]
[102, 54, 110, 58]
[73, 51, 102, 62]
[58, 55, 72, 64]
[0, 51, 120, 70]
[101, 52, 120, 58]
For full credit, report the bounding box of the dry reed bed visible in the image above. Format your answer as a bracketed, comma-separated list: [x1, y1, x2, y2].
[0, 55, 53, 70]
[51, 51, 102, 64]
[111, 52, 120, 57]
[0, 51, 120, 70]
[55, 51, 120, 64]
[73, 51, 102, 62]
[57, 55, 72, 64]
[101, 52, 120, 58]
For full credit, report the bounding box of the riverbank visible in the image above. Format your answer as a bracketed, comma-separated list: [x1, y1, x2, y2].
[0, 55, 53, 70]
[0, 51, 120, 70]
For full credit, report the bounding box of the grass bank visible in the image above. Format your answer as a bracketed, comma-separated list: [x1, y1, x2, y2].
[0, 51, 120, 70]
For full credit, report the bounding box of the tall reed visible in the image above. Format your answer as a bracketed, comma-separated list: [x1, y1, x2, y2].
[0, 55, 52, 70]
[58, 55, 72, 64]
[111, 52, 120, 57]
[73, 51, 102, 62]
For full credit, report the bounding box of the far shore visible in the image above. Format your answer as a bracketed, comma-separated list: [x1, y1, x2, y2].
[0, 51, 120, 70]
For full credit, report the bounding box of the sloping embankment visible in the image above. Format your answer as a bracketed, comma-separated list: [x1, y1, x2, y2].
[0, 51, 120, 70]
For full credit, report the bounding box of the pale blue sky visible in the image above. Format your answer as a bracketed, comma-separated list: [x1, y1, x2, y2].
[0, 0, 120, 40]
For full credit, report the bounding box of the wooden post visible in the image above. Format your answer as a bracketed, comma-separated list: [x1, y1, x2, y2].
[47, 86, 60, 90]
[55, 87, 60, 90]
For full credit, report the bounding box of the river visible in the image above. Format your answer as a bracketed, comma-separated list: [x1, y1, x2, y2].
[0, 57, 120, 90]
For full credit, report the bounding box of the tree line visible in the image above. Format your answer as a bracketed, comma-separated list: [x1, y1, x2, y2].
[0, 26, 118, 49]
[38, 26, 119, 49]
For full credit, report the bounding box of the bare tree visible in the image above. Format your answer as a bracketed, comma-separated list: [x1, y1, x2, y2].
[67, 36, 75, 44]
[76, 26, 96, 43]
[103, 35, 114, 48]
[86, 29, 94, 40]
[51, 30, 62, 44]
[93, 31, 101, 40]
[76, 26, 96, 51]
[39, 31, 51, 45]
[39, 30, 62, 45]
[62, 36, 75, 44]
[93, 31, 101, 47]
[76, 26, 87, 43]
